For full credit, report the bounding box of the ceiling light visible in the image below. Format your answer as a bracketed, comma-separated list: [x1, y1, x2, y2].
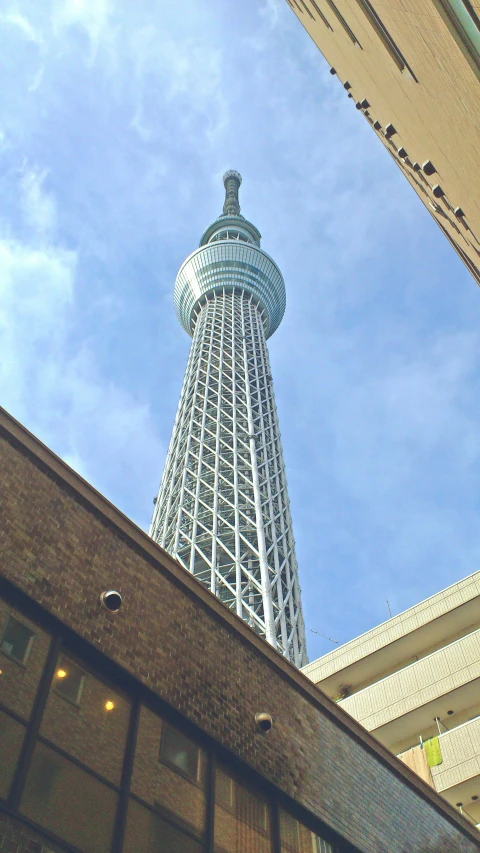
[56, 669, 67, 679]
[105, 700, 115, 711]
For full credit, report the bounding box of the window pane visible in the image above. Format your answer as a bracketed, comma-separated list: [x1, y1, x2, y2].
[0, 602, 50, 720]
[53, 656, 85, 705]
[160, 725, 200, 780]
[1, 616, 34, 664]
[131, 707, 206, 837]
[0, 709, 26, 799]
[123, 797, 203, 853]
[214, 767, 271, 853]
[40, 655, 130, 786]
[21, 742, 117, 853]
[280, 810, 334, 853]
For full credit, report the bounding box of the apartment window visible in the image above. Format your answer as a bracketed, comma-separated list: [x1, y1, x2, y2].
[214, 766, 271, 853]
[21, 741, 118, 853]
[1, 616, 35, 665]
[132, 707, 207, 837]
[53, 656, 85, 705]
[280, 810, 334, 853]
[42, 656, 131, 786]
[433, 0, 480, 79]
[123, 797, 203, 853]
[321, 0, 362, 45]
[0, 604, 50, 721]
[160, 724, 201, 783]
[355, 0, 417, 79]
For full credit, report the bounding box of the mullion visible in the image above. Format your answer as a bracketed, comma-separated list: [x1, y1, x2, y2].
[111, 698, 140, 853]
[9, 634, 63, 811]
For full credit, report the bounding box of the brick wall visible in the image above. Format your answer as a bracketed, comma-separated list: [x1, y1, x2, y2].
[0, 409, 479, 853]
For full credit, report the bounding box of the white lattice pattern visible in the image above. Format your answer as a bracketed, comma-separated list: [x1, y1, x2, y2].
[150, 287, 307, 666]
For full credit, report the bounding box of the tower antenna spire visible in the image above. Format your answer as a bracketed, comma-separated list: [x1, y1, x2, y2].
[223, 170, 242, 216]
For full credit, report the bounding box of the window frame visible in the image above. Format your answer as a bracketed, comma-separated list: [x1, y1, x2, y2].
[432, 0, 480, 81]
[0, 615, 36, 667]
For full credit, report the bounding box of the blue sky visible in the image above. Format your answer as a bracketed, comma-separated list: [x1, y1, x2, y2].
[1, 0, 480, 662]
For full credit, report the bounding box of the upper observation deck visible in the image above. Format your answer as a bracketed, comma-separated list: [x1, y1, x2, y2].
[173, 171, 286, 339]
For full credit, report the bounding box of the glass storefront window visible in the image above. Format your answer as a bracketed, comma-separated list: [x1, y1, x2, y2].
[40, 654, 131, 786]
[131, 706, 207, 837]
[214, 766, 271, 853]
[0, 602, 50, 721]
[0, 708, 26, 799]
[280, 810, 334, 853]
[21, 741, 117, 853]
[123, 797, 203, 853]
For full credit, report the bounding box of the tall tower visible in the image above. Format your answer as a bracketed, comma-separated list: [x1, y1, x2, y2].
[150, 172, 307, 666]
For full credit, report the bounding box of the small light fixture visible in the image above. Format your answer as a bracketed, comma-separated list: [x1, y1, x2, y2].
[422, 160, 436, 176]
[373, 121, 382, 131]
[447, 709, 454, 715]
[100, 590, 123, 612]
[412, 162, 421, 171]
[329, 67, 336, 75]
[456, 802, 463, 808]
[105, 700, 115, 711]
[255, 712, 273, 733]
[454, 207, 465, 218]
[472, 795, 479, 801]
[432, 184, 444, 198]
[397, 147, 408, 159]
[343, 81, 352, 90]
[56, 669, 67, 679]
[384, 123, 397, 138]
[359, 98, 369, 109]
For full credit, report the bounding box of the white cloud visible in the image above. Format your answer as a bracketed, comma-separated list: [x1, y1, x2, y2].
[20, 166, 57, 238]
[0, 169, 164, 525]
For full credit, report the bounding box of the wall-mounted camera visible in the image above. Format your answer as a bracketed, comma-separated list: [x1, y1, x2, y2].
[100, 590, 123, 613]
[255, 712, 273, 733]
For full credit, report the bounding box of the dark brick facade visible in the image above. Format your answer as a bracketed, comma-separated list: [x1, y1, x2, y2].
[0, 406, 479, 853]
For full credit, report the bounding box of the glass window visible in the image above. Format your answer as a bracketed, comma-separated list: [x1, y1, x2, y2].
[131, 707, 206, 837]
[123, 797, 203, 853]
[53, 656, 85, 705]
[434, 0, 480, 78]
[0, 603, 50, 721]
[354, 0, 417, 79]
[214, 766, 271, 853]
[21, 741, 117, 853]
[280, 810, 334, 853]
[160, 725, 201, 782]
[1, 615, 35, 665]
[0, 709, 26, 799]
[40, 654, 131, 786]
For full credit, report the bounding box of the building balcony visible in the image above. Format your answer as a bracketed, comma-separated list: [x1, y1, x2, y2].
[339, 627, 480, 751]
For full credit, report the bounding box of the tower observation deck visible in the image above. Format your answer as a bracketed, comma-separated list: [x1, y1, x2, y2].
[150, 172, 307, 666]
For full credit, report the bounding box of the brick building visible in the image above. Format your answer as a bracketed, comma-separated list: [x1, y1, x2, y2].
[0, 404, 479, 853]
[287, 0, 480, 285]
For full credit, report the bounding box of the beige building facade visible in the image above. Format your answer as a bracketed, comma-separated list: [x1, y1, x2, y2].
[302, 571, 480, 829]
[287, 0, 480, 285]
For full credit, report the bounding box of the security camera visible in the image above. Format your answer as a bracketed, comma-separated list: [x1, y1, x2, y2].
[255, 712, 273, 733]
[100, 590, 123, 612]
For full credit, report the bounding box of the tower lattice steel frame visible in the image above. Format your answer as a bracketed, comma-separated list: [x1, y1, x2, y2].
[150, 172, 307, 666]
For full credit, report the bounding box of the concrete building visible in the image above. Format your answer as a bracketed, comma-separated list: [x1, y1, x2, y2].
[286, 0, 480, 285]
[150, 171, 306, 666]
[1, 408, 480, 853]
[302, 571, 480, 830]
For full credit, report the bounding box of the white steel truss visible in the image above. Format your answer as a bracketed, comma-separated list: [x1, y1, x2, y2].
[150, 173, 307, 667]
